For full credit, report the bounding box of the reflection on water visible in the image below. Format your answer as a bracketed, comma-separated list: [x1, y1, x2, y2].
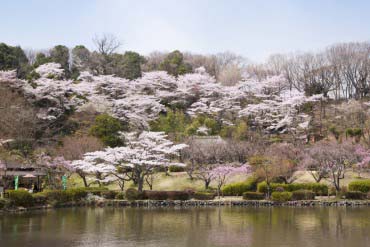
[0, 207, 369, 247]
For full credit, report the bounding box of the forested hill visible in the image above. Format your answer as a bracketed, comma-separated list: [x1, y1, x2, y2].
[0, 40, 369, 186]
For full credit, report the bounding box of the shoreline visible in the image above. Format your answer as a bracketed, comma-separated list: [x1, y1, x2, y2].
[1, 199, 369, 214]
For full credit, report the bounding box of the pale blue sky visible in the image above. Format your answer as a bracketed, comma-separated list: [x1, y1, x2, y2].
[1, 0, 370, 61]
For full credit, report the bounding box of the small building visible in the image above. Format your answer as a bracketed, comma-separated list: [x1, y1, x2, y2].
[0, 161, 46, 191]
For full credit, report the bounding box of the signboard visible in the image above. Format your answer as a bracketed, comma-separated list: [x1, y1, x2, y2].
[14, 175, 19, 190]
[62, 175, 67, 190]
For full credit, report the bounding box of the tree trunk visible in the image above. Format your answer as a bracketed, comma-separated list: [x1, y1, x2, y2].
[217, 184, 222, 199]
[118, 180, 125, 191]
[80, 174, 88, 187]
[205, 179, 211, 190]
[137, 177, 144, 192]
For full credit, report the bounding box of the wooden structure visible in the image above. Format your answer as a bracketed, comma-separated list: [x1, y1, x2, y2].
[0, 161, 46, 191]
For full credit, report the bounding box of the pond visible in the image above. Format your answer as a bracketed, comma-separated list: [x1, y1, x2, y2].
[0, 207, 369, 247]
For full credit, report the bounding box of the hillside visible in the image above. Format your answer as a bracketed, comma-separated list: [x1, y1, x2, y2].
[1, 46, 370, 194]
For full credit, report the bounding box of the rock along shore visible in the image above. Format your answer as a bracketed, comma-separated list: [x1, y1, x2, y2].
[1, 199, 369, 213]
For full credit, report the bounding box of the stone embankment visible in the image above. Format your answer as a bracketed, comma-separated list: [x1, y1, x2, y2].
[2, 199, 369, 213]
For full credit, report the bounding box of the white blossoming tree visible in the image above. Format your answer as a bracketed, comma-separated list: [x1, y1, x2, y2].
[72, 131, 187, 191]
[0, 61, 325, 136]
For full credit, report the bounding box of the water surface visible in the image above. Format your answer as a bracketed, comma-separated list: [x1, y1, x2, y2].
[0, 207, 369, 247]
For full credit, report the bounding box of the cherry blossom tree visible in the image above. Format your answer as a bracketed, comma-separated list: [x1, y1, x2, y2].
[72, 131, 187, 191]
[36, 154, 73, 189]
[1, 60, 327, 138]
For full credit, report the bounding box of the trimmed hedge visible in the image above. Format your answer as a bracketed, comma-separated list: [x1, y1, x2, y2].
[101, 190, 118, 199]
[271, 192, 292, 202]
[43, 188, 88, 203]
[68, 188, 88, 201]
[345, 191, 366, 200]
[168, 165, 185, 172]
[291, 190, 315, 200]
[143, 191, 168, 200]
[115, 192, 125, 200]
[222, 177, 258, 196]
[0, 198, 9, 209]
[348, 180, 370, 193]
[167, 191, 190, 200]
[83, 187, 109, 196]
[8, 190, 34, 207]
[142, 191, 190, 200]
[257, 182, 328, 195]
[43, 190, 71, 203]
[125, 188, 144, 201]
[32, 193, 48, 205]
[242, 192, 264, 200]
[192, 192, 215, 200]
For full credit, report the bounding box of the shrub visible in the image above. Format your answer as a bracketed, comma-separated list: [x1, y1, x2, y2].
[67, 188, 88, 201]
[271, 192, 292, 202]
[101, 190, 118, 199]
[115, 192, 125, 200]
[142, 191, 190, 200]
[166, 191, 190, 200]
[8, 190, 34, 207]
[345, 191, 366, 200]
[0, 198, 10, 209]
[345, 128, 362, 137]
[26, 70, 40, 82]
[43, 188, 88, 203]
[275, 186, 285, 192]
[89, 114, 124, 147]
[242, 192, 264, 200]
[83, 187, 109, 196]
[222, 177, 257, 196]
[168, 165, 185, 172]
[257, 182, 328, 195]
[125, 188, 144, 201]
[348, 180, 370, 193]
[43, 190, 71, 203]
[143, 191, 168, 200]
[329, 186, 337, 196]
[291, 190, 315, 200]
[192, 192, 215, 200]
[257, 182, 269, 194]
[32, 193, 48, 205]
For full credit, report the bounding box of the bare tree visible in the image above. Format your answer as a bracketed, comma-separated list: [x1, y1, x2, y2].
[265, 143, 302, 184]
[93, 33, 122, 56]
[215, 51, 247, 84]
[326, 42, 370, 99]
[0, 85, 39, 156]
[142, 51, 167, 72]
[183, 137, 229, 189]
[23, 48, 38, 65]
[302, 141, 358, 192]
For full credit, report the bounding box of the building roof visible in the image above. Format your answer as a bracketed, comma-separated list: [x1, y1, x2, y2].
[0, 160, 46, 175]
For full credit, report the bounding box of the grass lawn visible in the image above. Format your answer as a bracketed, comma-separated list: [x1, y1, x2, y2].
[294, 170, 370, 186]
[67, 172, 250, 191]
[67, 170, 370, 191]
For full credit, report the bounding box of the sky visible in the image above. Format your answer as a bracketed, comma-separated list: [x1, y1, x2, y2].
[1, 0, 370, 62]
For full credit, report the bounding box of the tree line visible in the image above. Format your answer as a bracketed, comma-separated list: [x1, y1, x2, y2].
[249, 42, 370, 99]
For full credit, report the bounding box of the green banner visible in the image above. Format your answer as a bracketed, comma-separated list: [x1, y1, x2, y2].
[14, 175, 19, 190]
[62, 175, 67, 190]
